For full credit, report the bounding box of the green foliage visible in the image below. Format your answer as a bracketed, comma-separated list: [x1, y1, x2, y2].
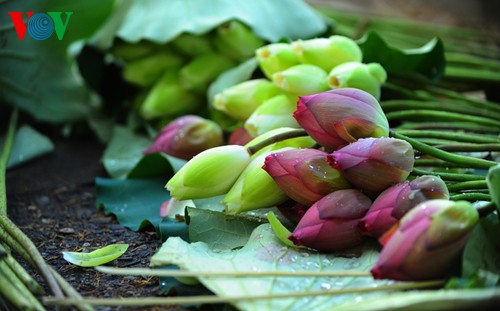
[487, 164, 500, 214]
[0, 125, 54, 169]
[90, 0, 328, 49]
[186, 207, 265, 250]
[267, 211, 297, 248]
[102, 126, 152, 179]
[102, 126, 186, 179]
[152, 224, 389, 311]
[0, 0, 111, 123]
[462, 214, 500, 280]
[62, 244, 128, 267]
[357, 31, 445, 82]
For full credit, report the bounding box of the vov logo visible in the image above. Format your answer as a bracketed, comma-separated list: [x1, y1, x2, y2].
[8, 12, 73, 41]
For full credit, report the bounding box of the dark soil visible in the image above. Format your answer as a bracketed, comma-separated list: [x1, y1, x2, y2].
[6, 138, 187, 310]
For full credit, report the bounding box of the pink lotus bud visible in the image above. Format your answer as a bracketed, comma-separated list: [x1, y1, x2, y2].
[293, 88, 389, 150]
[371, 199, 479, 281]
[327, 137, 414, 196]
[144, 115, 223, 160]
[289, 189, 371, 252]
[263, 148, 351, 206]
[228, 127, 253, 146]
[359, 175, 449, 237]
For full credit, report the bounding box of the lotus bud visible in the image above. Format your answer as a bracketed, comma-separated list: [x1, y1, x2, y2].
[213, 79, 282, 122]
[263, 148, 351, 206]
[140, 71, 201, 120]
[171, 33, 214, 57]
[371, 199, 479, 281]
[180, 53, 235, 93]
[223, 149, 290, 214]
[123, 50, 185, 87]
[166, 145, 251, 200]
[289, 189, 371, 252]
[256, 43, 301, 79]
[228, 127, 254, 146]
[328, 137, 414, 196]
[272, 64, 329, 95]
[213, 20, 264, 62]
[391, 175, 450, 219]
[327, 62, 387, 99]
[245, 127, 316, 157]
[292, 35, 362, 72]
[112, 40, 159, 61]
[293, 88, 389, 150]
[244, 94, 300, 137]
[359, 175, 449, 237]
[144, 115, 224, 160]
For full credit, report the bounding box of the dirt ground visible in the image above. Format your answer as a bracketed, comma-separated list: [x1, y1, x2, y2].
[6, 137, 191, 310]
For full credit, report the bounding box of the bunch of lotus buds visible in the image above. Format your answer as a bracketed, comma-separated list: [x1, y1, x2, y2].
[162, 87, 479, 282]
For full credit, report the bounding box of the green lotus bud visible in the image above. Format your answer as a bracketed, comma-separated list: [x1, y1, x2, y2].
[123, 50, 185, 87]
[292, 35, 362, 71]
[112, 40, 159, 61]
[256, 43, 301, 79]
[166, 145, 251, 200]
[213, 20, 264, 62]
[244, 127, 316, 157]
[140, 71, 201, 120]
[213, 79, 282, 122]
[272, 64, 329, 95]
[327, 62, 387, 99]
[244, 94, 300, 137]
[180, 53, 235, 93]
[171, 33, 214, 57]
[223, 149, 290, 214]
[367, 63, 388, 83]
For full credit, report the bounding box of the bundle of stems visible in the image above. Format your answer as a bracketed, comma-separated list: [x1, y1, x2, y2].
[0, 110, 94, 311]
[318, 8, 500, 85]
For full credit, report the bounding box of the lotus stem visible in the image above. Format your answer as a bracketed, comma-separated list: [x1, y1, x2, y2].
[411, 168, 485, 181]
[44, 280, 444, 307]
[391, 131, 497, 169]
[246, 129, 308, 155]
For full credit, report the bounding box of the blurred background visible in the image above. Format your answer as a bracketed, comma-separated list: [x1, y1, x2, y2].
[308, 0, 500, 33]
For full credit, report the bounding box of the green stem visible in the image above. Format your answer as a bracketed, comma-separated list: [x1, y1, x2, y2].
[48, 266, 95, 311]
[381, 100, 500, 121]
[424, 85, 500, 114]
[450, 193, 491, 201]
[414, 159, 472, 168]
[0, 109, 17, 215]
[395, 122, 499, 133]
[447, 180, 488, 192]
[446, 66, 500, 83]
[44, 280, 444, 307]
[391, 131, 497, 169]
[0, 214, 64, 298]
[0, 227, 35, 267]
[411, 168, 485, 181]
[445, 52, 500, 71]
[434, 144, 500, 152]
[97, 266, 370, 278]
[394, 130, 499, 144]
[0, 260, 45, 310]
[246, 129, 308, 155]
[0, 244, 44, 296]
[386, 110, 500, 128]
